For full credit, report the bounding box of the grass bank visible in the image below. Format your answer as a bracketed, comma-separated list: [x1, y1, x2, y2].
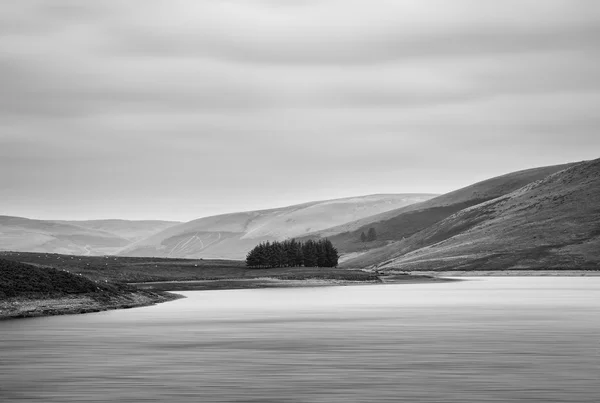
[0, 258, 180, 320]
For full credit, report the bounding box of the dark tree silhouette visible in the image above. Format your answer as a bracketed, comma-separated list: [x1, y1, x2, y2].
[246, 238, 338, 268]
[367, 227, 377, 242]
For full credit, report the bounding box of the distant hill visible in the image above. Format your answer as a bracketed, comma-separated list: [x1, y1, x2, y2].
[302, 163, 575, 259]
[56, 219, 180, 242]
[0, 217, 178, 256]
[344, 158, 600, 271]
[119, 194, 436, 259]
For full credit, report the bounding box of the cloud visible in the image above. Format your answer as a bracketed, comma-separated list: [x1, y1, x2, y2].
[0, 0, 599, 220]
[107, 0, 600, 64]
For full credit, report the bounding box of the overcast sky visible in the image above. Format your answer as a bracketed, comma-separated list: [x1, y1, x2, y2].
[1, 0, 600, 221]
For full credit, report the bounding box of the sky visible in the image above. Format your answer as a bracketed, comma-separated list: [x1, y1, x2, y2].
[1, 0, 600, 222]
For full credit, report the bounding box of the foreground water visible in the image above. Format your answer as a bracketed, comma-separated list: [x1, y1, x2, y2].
[1, 278, 599, 402]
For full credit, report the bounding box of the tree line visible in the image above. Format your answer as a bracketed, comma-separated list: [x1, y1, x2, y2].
[246, 239, 339, 268]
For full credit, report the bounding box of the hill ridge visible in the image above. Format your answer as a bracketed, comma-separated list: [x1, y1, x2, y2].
[347, 158, 600, 271]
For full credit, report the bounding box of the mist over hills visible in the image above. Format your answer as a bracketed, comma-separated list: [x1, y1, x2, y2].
[343, 159, 600, 271]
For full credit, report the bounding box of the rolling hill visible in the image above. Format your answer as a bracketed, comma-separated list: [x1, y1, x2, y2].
[343, 158, 600, 271]
[118, 194, 435, 259]
[0, 217, 178, 256]
[56, 219, 180, 242]
[301, 163, 575, 260]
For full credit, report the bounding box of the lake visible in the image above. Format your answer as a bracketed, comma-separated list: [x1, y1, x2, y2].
[1, 278, 599, 402]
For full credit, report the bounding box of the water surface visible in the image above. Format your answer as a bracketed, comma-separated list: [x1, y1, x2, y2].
[1, 278, 599, 402]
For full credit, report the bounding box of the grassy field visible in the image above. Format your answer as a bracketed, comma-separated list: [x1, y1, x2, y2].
[0, 251, 379, 283]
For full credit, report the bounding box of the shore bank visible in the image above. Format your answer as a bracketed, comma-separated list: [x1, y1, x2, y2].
[131, 277, 382, 292]
[1, 274, 455, 320]
[0, 290, 182, 320]
[132, 273, 458, 292]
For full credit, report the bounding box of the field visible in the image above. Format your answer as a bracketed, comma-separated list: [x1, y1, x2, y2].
[0, 252, 379, 283]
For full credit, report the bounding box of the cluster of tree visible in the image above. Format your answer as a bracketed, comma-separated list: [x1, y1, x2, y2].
[246, 239, 339, 268]
[360, 227, 377, 242]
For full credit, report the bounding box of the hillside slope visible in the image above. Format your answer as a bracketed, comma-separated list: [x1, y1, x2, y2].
[119, 194, 435, 259]
[0, 217, 179, 256]
[346, 158, 600, 271]
[56, 219, 180, 242]
[0, 216, 131, 256]
[303, 163, 575, 258]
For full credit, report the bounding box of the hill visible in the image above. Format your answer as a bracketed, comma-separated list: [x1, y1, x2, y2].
[56, 219, 180, 242]
[118, 194, 435, 259]
[344, 158, 600, 271]
[301, 163, 575, 259]
[0, 216, 131, 256]
[0, 217, 179, 256]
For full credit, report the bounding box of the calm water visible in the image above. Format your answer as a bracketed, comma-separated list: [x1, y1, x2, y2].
[1, 278, 599, 402]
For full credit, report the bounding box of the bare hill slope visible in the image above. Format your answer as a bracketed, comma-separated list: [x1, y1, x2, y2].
[303, 163, 574, 257]
[119, 194, 435, 259]
[345, 158, 600, 271]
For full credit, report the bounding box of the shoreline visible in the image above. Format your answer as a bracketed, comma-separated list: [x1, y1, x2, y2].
[0, 290, 183, 321]
[404, 270, 600, 277]
[131, 277, 382, 292]
[131, 273, 459, 292]
[0, 274, 450, 320]
[5, 270, 593, 321]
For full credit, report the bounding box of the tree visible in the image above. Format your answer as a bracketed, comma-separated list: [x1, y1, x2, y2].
[367, 227, 377, 242]
[293, 241, 304, 267]
[316, 241, 327, 267]
[245, 238, 338, 268]
[360, 231, 367, 242]
[323, 239, 339, 267]
[302, 240, 318, 268]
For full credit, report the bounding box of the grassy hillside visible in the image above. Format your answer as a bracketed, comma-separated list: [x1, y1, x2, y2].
[346, 158, 600, 272]
[0, 257, 181, 319]
[303, 163, 575, 257]
[119, 194, 435, 260]
[0, 252, 378, 283]
[0, 258, 103, 299]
